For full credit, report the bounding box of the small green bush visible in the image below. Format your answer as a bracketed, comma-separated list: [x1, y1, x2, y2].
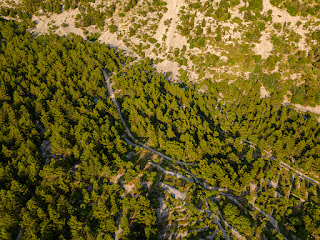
[149, 38, 157, 44]
[87, 33, 101, 41]
[109, 24, 118, 33]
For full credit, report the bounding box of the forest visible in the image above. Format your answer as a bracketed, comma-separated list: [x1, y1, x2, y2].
[0, 18, 157, 240]
[1, 2, 320, 238]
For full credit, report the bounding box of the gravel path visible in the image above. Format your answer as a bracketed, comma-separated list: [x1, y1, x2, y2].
[148, 161, 195, 183]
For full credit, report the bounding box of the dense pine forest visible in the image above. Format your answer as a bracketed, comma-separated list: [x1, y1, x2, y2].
[0, 18, 157, 240]
[1, 10, 320, 240]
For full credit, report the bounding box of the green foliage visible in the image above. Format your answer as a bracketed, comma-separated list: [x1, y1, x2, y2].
[191, 36, 206, 48]
[285, 1, 300, 16]
[263, 55, 280, 71]
[260, 72, 281, 90]
[76, 4, 106, 28]
[129, 27, 136, 37]
[124, 0, 139, 12]
[214, 0, 231, 21]
[312, 30, 320, 41]
[177, 12, 194, 36]
[106, 3, 116, 17]
[248, 0, 263, 11]
[223, 203, 254, 236]
[270, 0, 320, 17]
[109, 24, 118, 33]
[230, 0, 240, 7]
[22, 0, 44, 14]
[9, 0, 106, 27]
[0, 18, 156, 239]
[215, 25, 222, 41]
[270, 0, 282, 7]
[291, 84, 320, 106]
[1, 0, 320, 235]
[152, 0, 167, 7]
[87, 32, 100, 41]
[148, 37, 157, 44]
[109, 58, 320, 240]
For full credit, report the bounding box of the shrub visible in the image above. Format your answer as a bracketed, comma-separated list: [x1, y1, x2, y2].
[109, 24, 118, 33]
[264, 55, 280, 71]
[87, 33, 100, 41]
[273, 23, 282, 30]
[285, 1, 299, 16]
[129, 28, 135, 37]
[50, 25, 58, 30]
[312, 30, 320, 41]
[248, 0, 263, 11]
[260, 72, 281, 91]
[232, 17, 242, 25]
[149, 38, 157, 44]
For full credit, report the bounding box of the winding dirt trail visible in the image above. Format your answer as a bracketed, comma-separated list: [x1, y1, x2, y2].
[148, 161, 195, 183]
[114, 210, 123, 240]
[103, 70, 135, 140]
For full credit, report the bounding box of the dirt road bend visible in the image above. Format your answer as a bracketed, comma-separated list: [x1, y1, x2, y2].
[103, 70, 135, 140]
